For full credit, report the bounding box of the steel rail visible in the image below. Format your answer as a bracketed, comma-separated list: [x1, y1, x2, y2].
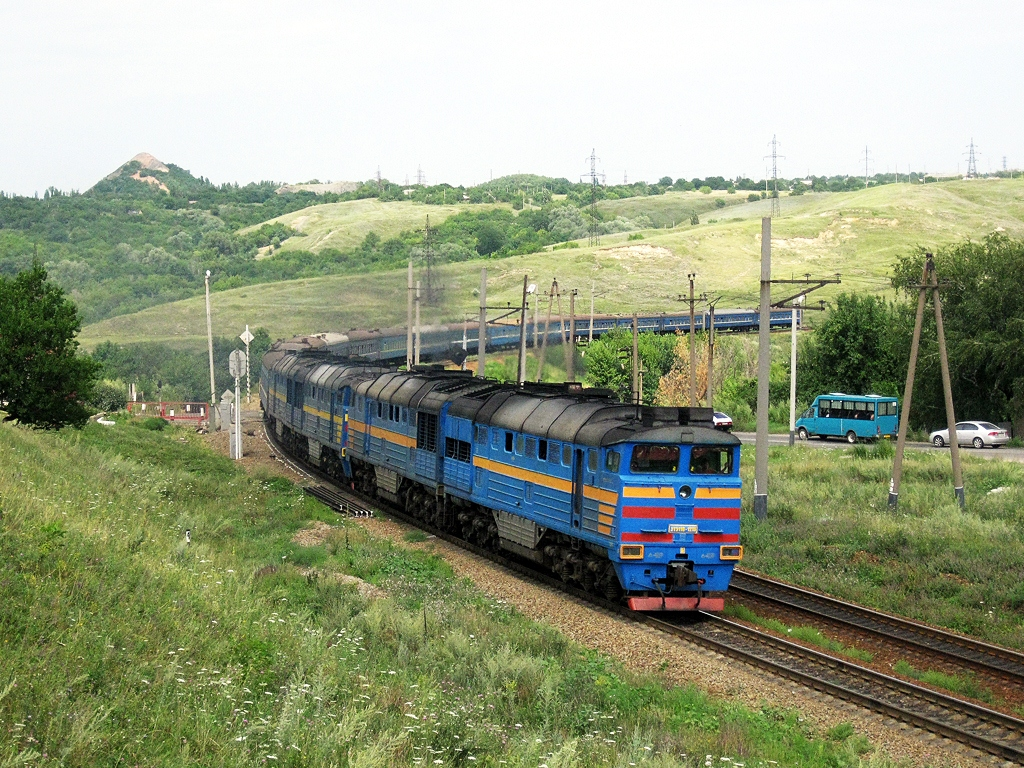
[732, 570, 1024, 682]
[263, 420, 1024, 763]
[647, 613, 1024, 763]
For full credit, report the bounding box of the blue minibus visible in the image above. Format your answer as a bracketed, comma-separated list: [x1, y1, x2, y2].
[795, 393, 899, 443]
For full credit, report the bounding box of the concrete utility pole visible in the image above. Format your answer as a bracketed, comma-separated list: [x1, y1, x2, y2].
[631, 314, 640, 406]
[770, 274, 841, 445]
[536, 280, 558, 382]
[688, 272, 697, 406]
[589, 281, 596, 343]
[789, 300, 800, 445]
[477, 268, 487, 378]
[517, 276, 530, 385]
[414, 280, 421, 366]
[754, 218, 772, 521]
[706, 299, 718, 409]
[205, 270, 217, 430]
[567, 290, 577, 382]
[407, 261, 414, 369]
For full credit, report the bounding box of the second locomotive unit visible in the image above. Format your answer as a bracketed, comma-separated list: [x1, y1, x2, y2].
[262, 337, 743, 611]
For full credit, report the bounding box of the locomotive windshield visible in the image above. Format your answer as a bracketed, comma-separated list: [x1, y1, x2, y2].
[689, 446, 733, 475]
[630, 444, 680, 473]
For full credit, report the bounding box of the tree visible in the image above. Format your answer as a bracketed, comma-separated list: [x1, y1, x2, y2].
[583, 329, 676, 404]
[0, 264, 100, 428]
[892, 235, 1024, 432]
[796, 293, 902, 403]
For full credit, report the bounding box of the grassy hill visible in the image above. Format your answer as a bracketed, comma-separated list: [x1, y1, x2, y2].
[80, 178, 1024, 348]
[4, 420, 880, 766]
[243, 198, 509, 255]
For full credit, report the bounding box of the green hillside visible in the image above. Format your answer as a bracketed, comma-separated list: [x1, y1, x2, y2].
[245, 198, 508, 254]
[80, 179, 1024, 348]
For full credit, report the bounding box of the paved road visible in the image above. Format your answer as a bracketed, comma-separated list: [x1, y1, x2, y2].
[733, 431, 1024, 463]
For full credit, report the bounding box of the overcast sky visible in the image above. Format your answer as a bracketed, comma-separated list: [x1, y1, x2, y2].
[2, 1, 1021, 195]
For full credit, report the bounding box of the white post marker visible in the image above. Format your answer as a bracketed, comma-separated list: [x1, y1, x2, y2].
[239, 325, 255, 404]
[229, 349, 247, 459]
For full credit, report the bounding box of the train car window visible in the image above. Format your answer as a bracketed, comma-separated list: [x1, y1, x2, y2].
[689, 446, 733, 475]
[538, 439, 548, 461]
[515, 434, 525, 455]
[525, 437, 537, 459]
[587, 450, 598, 472]
[630, 444, 680, 474]
[605, 450, 621, 473]
[548, 442, 560, 462]
[444, 438, 472, 463]
[475, 425, 487, 444]
[562, 444, 572, 466]
[505, 432, 513, 452]
[377, 401, 383, 418]
[416, 412, 438, 451]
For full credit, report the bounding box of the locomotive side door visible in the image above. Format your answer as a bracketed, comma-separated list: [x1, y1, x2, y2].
[571, 448, 584, 530]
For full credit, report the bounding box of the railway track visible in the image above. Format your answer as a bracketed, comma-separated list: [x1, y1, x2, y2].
[731, 570, 1024, 690]
[263, 422, 1024, 764]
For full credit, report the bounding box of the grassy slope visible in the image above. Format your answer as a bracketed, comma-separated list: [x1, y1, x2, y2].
[741, 442, 1024, 652]
[596, 188, 748, 227]
[241, 198, 508, 254]
[80, 178, 1024, 348]
[0, 421, 867, 766]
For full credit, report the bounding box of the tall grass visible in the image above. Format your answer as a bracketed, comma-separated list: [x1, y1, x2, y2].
[0, 422, 885, 766]
[740, 443, 1024, 650]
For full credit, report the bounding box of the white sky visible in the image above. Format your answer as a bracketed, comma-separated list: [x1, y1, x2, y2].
[2, 1, 1021, 195]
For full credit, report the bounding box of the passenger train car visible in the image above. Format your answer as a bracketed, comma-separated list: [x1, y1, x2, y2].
[261, 337, 743, 611]
[310, 307, 801, 364]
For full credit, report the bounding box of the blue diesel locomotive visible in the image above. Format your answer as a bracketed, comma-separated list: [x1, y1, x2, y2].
[261, 338, 743, 611]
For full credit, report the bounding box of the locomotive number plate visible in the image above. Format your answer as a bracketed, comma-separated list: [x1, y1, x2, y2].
[668, 524, 697, 533]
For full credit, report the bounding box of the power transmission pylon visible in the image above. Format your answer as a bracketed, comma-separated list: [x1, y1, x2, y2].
[862, 145, 872, 188]
[763, 136, 784, 217]
[582, 149, 605, 246]
[965, 139, 979, 178]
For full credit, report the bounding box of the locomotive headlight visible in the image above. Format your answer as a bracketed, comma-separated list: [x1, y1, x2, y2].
[720, 545, 744, 560]
[678, 485, 692, 499]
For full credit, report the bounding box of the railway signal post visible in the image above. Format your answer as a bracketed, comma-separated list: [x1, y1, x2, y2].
[240, 325, 255, 403]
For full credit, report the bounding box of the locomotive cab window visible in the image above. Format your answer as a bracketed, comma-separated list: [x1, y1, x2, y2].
[630, 444, 680, 474]
[538, 439, 548, 461]
[689, 446, 733, 475]
[561, 444, 572, 466]
[505, 432, 513, 452]
[587, 449, 598, 472]
[515, 434, 525, 455]
[605, 450, 621, 473]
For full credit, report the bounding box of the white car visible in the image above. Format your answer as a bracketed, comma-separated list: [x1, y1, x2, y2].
[712, 411, 733, 431]
[929, 421, 1009, 448]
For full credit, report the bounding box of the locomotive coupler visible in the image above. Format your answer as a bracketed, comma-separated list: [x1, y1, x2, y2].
[655, 562, 699, 590]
